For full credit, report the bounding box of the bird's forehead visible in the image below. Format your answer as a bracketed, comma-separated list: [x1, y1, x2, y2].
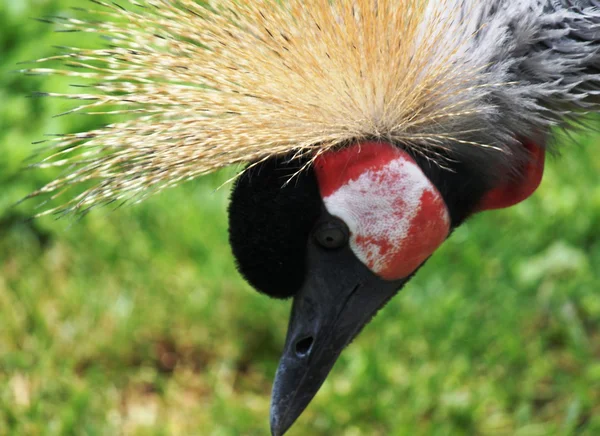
[314, 142, 450, 280]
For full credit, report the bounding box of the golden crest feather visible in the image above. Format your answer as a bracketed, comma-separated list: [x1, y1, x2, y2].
[25, 0, 501, 215]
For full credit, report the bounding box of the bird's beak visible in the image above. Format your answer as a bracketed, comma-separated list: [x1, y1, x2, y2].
[270, 240, 407, 436]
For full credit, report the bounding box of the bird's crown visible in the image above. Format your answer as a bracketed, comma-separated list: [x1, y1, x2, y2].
[22, 0, 600, 215]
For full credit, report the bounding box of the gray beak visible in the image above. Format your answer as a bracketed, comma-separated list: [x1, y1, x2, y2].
[270, 238, 407, 436]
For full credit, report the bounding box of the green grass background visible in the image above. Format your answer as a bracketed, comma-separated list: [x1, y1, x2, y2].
[1, 1, 600, 435]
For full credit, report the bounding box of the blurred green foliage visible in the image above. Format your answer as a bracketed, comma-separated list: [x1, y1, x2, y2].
[1, 1, 600, 435]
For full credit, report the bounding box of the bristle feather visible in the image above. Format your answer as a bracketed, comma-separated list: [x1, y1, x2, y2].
[23, 0, 600, 215]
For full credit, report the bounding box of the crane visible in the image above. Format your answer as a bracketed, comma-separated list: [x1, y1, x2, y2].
[23, 1, 600, 435]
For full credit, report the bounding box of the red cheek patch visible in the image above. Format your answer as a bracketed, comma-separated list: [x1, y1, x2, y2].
[315, 142, 450, 281]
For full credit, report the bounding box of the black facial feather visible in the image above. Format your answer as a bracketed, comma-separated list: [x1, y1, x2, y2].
[409, 151, 494, 227]
[228, 144, 494, 298]
[228, 155, 322, 299]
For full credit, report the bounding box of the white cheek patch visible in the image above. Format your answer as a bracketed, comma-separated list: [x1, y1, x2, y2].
[321, 157, 450, 280]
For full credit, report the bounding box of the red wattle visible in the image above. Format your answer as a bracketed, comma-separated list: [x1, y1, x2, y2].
[476, 140, 545, 212]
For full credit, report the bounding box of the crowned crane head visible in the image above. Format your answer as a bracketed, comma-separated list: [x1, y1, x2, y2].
[23, 0, 600, 435]
[229, 139, 545, 435]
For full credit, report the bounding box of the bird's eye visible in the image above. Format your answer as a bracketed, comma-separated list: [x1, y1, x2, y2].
[313, 219, 349, 249]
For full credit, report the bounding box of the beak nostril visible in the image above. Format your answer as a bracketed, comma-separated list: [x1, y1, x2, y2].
[294, 336, 314, 358]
